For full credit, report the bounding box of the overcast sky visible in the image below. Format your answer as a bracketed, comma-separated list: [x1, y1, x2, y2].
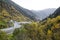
[12, 0, 60, 10]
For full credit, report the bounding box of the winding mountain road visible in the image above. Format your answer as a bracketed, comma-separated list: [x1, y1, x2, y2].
[0, 22, 31, 34]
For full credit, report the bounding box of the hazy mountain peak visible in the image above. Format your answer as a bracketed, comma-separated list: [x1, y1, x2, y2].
[31, 8, 56, 20]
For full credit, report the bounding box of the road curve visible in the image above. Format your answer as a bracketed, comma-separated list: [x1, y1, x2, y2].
[0, 22, 31, 34]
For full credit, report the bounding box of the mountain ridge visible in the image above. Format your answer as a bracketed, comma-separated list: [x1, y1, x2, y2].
[31, 8, 56, 20]
[0, 0, 39, 22]
[5, 0, 38, 21]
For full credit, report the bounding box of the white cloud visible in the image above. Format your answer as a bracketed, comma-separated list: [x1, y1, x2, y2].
[12, 0, 60, 10]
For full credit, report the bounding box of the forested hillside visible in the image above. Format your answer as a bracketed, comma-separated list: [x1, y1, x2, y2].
[0, 0, 60, 40]
[0, 0, 32, 22]
[12, 7, 60, 40]
[0, 7, 60, 40]
[12, 16, 60, 40]
[0, 0, 32, 28]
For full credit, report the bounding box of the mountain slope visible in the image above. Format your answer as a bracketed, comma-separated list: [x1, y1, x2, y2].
[6, 7, 60, 40]
[6, 0, 38, 21]
[42, 7, 60, 21]
[0, 0, 38, 22]
[0, 0, 31, 28]
[31, 8, 56, 20]
[48, 7, 60, 18]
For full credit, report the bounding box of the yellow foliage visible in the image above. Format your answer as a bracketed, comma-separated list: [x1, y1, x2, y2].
[56, 16, 60, 20]
[55, 24, 60, 28]
[47, 30, 52, 35]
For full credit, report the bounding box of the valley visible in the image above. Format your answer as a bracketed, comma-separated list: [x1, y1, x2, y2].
[0, 0, 60, 40]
